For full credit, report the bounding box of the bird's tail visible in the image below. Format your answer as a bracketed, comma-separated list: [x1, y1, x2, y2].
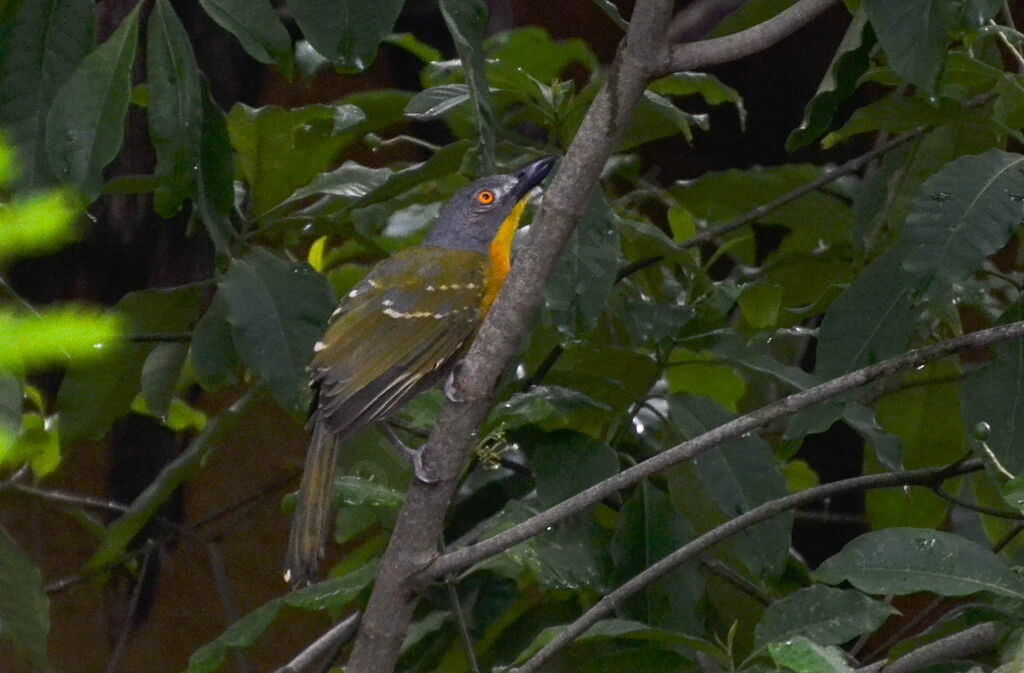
[285, 415, 339, 586]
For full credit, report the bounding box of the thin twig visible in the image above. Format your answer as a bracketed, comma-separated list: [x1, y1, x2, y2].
[6, 482, 129, 513]
[206, 541, 253, 673]
[932, 486, 1024, 521]
[667, 0, 839, 75]
[508, 460, 983, 673]
[700, 557, 773, 606]
[274, 611, 361, 673]
[106, 542, 156, 673]
[668, 0, 749, 42]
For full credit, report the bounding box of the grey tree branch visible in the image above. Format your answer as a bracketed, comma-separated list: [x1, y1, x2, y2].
[343, 0, 676, 670]
[424, 320, 1024, 580]
[666, 0, 839, 75]
[510, 460, 984, 673]
[274, 611, 361, 673]
[869, 622, 1002, 673]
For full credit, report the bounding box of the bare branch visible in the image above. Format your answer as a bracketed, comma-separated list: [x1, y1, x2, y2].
[871, 622, 1002, 673]
[665, 0, 840, 76]
[510, 460, 983, 673]
[274, 611, 361, 673]
[425, 320, 1024, 580]
[343, 0, 677, 670]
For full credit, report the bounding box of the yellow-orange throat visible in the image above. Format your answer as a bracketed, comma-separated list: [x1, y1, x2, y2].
[483, 198, 528, 312]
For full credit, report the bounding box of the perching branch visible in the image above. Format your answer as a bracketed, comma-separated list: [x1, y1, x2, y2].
[274, 611, 361, 673]
[344, 0, 678, 670]
[424, 320, 1024, 580]
[864, 622, 1003, 673]
[665, 0, 839, 75]
[509, 459, 984, 673]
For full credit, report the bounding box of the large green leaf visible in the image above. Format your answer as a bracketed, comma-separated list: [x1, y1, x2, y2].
[0, 522, 49, 672]
[0, 0, 93, 188]
[528, 429, 618, 509]
[219, 248, 335, 415]
[147, 0, 203, 216]
[862, 0, 948, 95]
[439, 0, 495, 171]
[754, 586, 896, 651]
[198, 0, 292, 75]
[287, 0, 403, 71]
[815, 250, 921, 378]
[815, 528, 1024, 599]
[227, 102, 367, 215]
[185, 561, 377, 673]
[195, 85, 236, 254]
[665, 396, 792, 578]
[543, 193, 621, 343]
[44, 4, 139, 198]
[962, 306, 1024, 474]
[786, 10, 873, 151]
[610, 483, 705, 634]
[56, 284, 202, 443]
[902, 150, 1024, 284]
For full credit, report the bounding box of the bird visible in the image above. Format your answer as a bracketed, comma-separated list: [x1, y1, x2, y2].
[285, 155, 556, 585]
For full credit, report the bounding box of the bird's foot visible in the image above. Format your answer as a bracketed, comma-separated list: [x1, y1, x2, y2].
[444, 363, 466, 403]
[378, 422, 438, 484]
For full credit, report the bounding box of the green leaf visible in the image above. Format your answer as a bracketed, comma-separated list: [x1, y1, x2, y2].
[528, 429, 619, 509]
[485, 27, 598, 83]
[227, 102, 368, 215]
[0, 522, 49, 672]
[288, 0, 403, 71]
[962, 306, 1024, 474]
[195, 86, 236, 254]
[665, 348, 746, 412]
[738, 284, 782, 329]
[649, 71, 745, 128]
[902, 150, 1024, 285]
[0, 189, 79, 260]
[619, 90, 706, 150]
[0, 307, 122, 373]
[44, 4, 139, 198]
[185, 561, 377, 673]
[665, 396, 791, 578]
[815, 528, 1024, 599]
[867, 361, 962, 528]
[56, 285, 202, 443]
[404, 84, 472, 120]
[754, 586, 896, 651]
[611, 483, 705, 633]
[140, 342, 187, 419]
[439, 0, 495, 171]
[543, 193, 621, 342]
[147, 0, 203, 216]
[815, 250, 920, 378]
[769, 636, 855, 673]
[787, 10, 873, 151]
[862, 0, 948, 95]
[219, 248, 335, 415]
[494, 385, 610, 434]
[0, 0, 93, 188]
[190, 293, 241, 391]
[198, 0, 292, 75]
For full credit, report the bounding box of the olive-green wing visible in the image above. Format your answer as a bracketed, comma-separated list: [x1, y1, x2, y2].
[311, 247, 488, 436]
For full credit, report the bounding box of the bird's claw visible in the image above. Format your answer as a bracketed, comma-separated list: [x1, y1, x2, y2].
[444, 365, 465, 403]
[378, 421, 438, 484]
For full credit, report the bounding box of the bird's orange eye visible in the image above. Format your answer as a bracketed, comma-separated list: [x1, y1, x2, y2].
[477, 190, 495, 205]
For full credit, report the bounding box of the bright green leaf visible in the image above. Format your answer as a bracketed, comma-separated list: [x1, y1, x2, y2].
[665, 348, 746, 412]
[769, 636, 855, 673]
[0, 307, 122, 373]
[738, 284, 783, 329]
[0, 189, 79, 260]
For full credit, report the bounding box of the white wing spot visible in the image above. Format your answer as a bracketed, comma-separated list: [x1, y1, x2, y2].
[383, 307, 438, 319]
[313, 341, 327, 352]
[382, 298, 394, 307]
[368, 279, 382, 288]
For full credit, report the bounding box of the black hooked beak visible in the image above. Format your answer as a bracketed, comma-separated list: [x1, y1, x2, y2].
[509, 155, 556, 201]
